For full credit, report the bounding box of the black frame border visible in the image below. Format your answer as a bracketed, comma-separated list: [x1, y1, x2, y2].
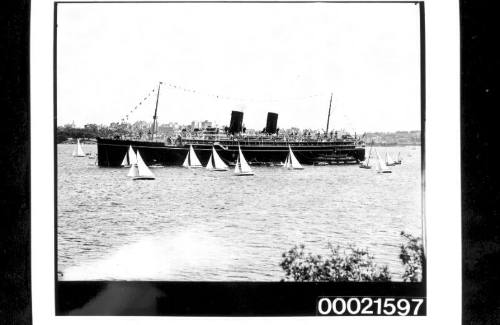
[1, 0, 32, 324]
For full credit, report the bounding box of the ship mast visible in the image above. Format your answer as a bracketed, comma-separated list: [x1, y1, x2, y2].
[151, 81, 162, 140]
[326, 92, 333, 134]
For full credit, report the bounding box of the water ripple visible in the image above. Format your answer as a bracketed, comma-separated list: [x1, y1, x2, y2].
[58, 144, 422, 281]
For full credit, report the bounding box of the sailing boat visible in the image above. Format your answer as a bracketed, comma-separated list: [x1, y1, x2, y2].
[234, 145, 254, 176]
[120, 145, 137, 167]
[206, 147, 229, 171]
[359, 146, 372, 169]
[182, 145, 203, 168]
[376, 150, 392, 174]
[385, 152, 397, 166]
[72, 139, 86, 157]
[394, 152, 402, 165]
[129, 150, 155, 180]
[283, 145, 304, 170]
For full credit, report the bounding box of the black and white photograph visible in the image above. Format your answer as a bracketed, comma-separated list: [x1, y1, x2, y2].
[0, 0, 468, 321]
[45, 0, 444, 317]
[56, 0, 424, 281]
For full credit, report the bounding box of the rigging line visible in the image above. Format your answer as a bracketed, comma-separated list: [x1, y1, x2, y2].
[120, 84, 158, 122]
[161, 80, 330, 103]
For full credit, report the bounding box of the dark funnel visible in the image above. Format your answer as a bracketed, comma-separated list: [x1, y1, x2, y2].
[229, 110, 244, 134]
[265, 112, 278, 134]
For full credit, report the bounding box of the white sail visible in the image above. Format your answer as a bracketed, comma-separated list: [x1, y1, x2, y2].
[183, 145, 202, 168]
[127, 163, 139, 177]
[120, 153, 129, 167]
[386, 153, 396, 166]
[234, 145, 253, 175]
[189, 145, 202, 167]
[361, 147, 372, 167]
[376, 151, 383, 172]
[283, 154, 290, 168]
[128, 146, 137, 165]
[376, 150, 391, 173]
[182, 152, 189, 167]
[288, 146, 304, 169]
[234, 156, 241, 174]
[77, 139, 85, 156]
[73, 139, 86, 157]
[396, 152, 402, 163]
[238, 146, 253, 173]
[206, 153, 214, 170]
[136, 150, 155, 179]
[212, 147, 228, 170]
[121, 146, 137, 166]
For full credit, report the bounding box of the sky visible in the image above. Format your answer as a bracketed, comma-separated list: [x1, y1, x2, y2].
[56, 2, 422, 132]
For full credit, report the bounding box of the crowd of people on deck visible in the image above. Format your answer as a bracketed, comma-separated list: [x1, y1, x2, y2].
[115, 127, 361, 144]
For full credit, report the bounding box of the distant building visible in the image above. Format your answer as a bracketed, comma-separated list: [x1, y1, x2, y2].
[190, 121, 202, 129]
[201, 120, 212, 129]
[158, 122, 181, 136]
[190, 120, 214, 129]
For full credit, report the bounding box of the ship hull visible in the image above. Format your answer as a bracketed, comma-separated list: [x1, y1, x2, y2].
[97, 138, 365, 167]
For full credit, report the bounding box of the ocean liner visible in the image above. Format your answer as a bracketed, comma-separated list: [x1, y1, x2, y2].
[96, 85, 365, 167]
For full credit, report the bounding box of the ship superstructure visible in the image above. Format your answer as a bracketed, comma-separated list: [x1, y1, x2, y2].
[96, 84, 365, 167]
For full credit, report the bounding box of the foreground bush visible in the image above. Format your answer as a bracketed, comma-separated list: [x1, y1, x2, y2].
[399, 231, 425, 282]
[280, 244, 391, 282]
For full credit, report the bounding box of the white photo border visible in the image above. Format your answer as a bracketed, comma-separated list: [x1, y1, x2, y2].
[31, 0, 460, 323]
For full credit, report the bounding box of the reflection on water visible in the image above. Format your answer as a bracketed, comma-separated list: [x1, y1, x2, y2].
[58, 144, 422, 281]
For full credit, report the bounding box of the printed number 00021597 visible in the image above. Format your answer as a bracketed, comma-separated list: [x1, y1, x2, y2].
[317, 297, 425, 316]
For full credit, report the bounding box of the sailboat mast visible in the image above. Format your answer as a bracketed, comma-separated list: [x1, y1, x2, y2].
[326, 92, 333, 134]
[151, 81, 162, 140]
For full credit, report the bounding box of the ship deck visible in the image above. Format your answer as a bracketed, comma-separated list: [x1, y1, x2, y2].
[96, 137, 365, 167]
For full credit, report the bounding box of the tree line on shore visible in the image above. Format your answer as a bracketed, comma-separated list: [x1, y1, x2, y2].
[57, 121, 421, 146]
[56, 122, 152, 143]
[364, 131, 421, 146]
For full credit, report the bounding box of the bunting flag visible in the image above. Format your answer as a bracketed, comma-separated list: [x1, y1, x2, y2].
[120, 81, 330, 123]
[160, 80, 328, 103]
[119, 84, 160, 122]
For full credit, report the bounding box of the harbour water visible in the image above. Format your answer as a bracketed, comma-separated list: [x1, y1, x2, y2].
[58, 144, 422, 281]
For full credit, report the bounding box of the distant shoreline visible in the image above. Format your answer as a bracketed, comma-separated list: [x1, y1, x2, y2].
[369, 143, 421, 147]
[58, 140, 421, 147]
[60, 138, 97, 145]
